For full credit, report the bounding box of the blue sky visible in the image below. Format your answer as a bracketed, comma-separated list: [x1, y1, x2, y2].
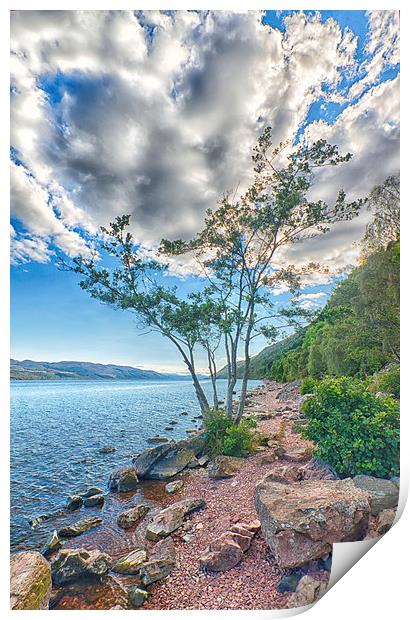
[10, 10, 400, 371]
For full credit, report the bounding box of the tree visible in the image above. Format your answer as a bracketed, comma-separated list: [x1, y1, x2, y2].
[362, 175, 399, 254]
[160, 129, 363, 422]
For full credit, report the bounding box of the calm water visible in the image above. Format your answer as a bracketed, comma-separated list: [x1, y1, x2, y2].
[10, 378, 260, 553]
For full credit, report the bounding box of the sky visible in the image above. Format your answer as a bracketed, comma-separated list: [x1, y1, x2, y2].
[10, 10, 400, 372]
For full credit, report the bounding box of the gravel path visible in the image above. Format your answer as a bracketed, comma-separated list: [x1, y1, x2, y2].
[143, 381, 319, 610]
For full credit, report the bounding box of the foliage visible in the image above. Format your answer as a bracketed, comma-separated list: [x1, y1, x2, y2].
[203, 409, 257, 457]
[362, 175, 400, 255]
[300, 376, 317, 395]
[300, 376, 400, 478]
[368, 364, 400, 399]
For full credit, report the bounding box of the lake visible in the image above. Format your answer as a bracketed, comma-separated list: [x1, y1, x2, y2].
[10, 378, 261, 552]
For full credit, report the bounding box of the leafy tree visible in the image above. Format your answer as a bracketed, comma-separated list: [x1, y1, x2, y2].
[161, 129, 362, 421]
[362, 175, 399, 255]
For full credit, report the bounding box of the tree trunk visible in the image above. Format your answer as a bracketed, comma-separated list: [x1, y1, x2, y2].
[235, 311, 254, 423]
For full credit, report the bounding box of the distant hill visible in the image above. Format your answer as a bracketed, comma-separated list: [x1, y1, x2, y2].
[10, 359, 193, 381]
[216, 329, 307, 380]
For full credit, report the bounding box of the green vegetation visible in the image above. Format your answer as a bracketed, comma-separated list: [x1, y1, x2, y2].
[203, 409, 257, 457]
[300, 376, 317, 395]
[368, 364, 400, 399]
[301, 377, 400, 478]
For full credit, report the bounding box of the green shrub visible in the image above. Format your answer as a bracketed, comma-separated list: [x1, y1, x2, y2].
[368, 364, 400, 399]
[203, 409, 257, 457]
[300, 377, 317, 395]
[301, 376, 400, 478]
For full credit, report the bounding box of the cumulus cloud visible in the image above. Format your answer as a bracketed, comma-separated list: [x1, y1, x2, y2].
[10, 10, 399, 268]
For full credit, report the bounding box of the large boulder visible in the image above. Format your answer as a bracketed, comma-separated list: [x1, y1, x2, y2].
[10, 551, 52, 610]
[199, 520, 260, 572]
[108, 466, 139, 492]
[145, 498, 206, 541]
[133, 434, 206, 480]
[58, 516, 103, 538]
[208, 455, 245, 479]
[256, 476, 371, 568]
[51, 548, 111, 585]
[112, 549, 147, 574]
[352, 475, 399, 516]
[117, 504, 150, 529]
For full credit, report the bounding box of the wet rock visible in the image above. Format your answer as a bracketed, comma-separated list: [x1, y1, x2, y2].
[117, 504, 150, 529]
[29, 510, 65, 528]
[145, 498, 206, 541]
[180, 411, 189, 416]
[165, 480, 184, 494]
[376, 508, 396, 535]
[66, 495, 83, 511]
[40, 530, 62, 557]
[112, 549, 147, 574]
[208, 455, 245, 479]
[287, 575, 328, 608]
[98, 446, 116, 454]
[108, 466, 139, 492]
[79, 486, 104, 498]
[147, 436, 169, 444]
[164, 427, 174, 431]
[133, 434, 206, 480]
[199, 519, 260, 572]
[352, 475, 399, 516]
[133, 441, 177, 477]
[140, 559, 174, 586]
[128, 586, 149, 608]
[256, 476, 371, 568]
[10, 551, 52, 610]
[84, 494, 105, 507]
[51, 548, 111, 585]
[58, 516, 103, 538]
[147, 448, 196, 480]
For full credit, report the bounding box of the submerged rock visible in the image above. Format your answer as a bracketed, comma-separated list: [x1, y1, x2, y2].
[352, 475, 399, 516]
[147, 436, 169, 444]
[208, 455, 245, 479]
[98, 446, 116, 454]
[10, 551, 52, 610]
[79, 486, 104, 498]
[256, 476, 371, 569]
[83, 494, 105, 507]
[108, 467, 139, 492]
[66, 495, 83, 511]
[51, 548, 111, 585]
[58, 516, 103, 538]
[117, 504, 150, 529]
[40, 530, 62, 557]
[145, 498, 206, 541]
[128, 586, 149, 608]
[29, 510, 65, 529]
[112, 549, 147, 574]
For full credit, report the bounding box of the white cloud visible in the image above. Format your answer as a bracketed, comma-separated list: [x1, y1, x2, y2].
[10, 10, 399, 269]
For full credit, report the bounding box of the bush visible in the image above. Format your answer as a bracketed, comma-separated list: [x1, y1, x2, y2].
[368, 364, 400, 399]
[301, 376, 399, 478]
[300, 376, 317, 395]
[203, 409, 257, 458]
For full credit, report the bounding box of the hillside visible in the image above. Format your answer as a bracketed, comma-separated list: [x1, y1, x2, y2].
[10, 359, 191, 381]
[216, 329, 306, 380]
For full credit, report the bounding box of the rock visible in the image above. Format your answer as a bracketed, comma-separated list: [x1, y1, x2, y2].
[84, 494, 105, 507]
[10, 551, 52, 610]
[148, 448, 196, 480]
[29, 510, 65, 528]
[66, 495, 83, 511]
[128, 586, 149, 608]
[112, 549, 147, 574]
[165, 480, 184, 494]
[147, 436, 169, 444]
[299, 458, 339, 481]
[133, 442, 177, 477]
[180, 411, 189, 415]
[117, 504, 150, 529]
[376, 508, 396, 535]
[58, 516, 103, 538]
[165, 427, 174, 431]
[151, 537, 177, 563]
[108, 466, 139, 492]
[51, 548, 111, 585]
[133, 434, 206, 480]
[98, 446, 116, 454]
[199, 519, 260, 572]
[188, 457, 200, 468]
[140, 559, 174, 585]
[256, 476, 371, 568]
[145, 498, 206, 541]
[208, 455, 245, 479]
[352, 475, 399, 516]
[79, 486, 104, 498]
[390, 476, 400, 489]
[40, 530, 62, 557]
[284, 446, 312, 462]
[287, 575, 327, 608]
[277, 571, 304, 593]
[198, 455, 210, 467]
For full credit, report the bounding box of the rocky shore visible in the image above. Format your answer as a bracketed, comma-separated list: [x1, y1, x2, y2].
[10, 381, 399, 610]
